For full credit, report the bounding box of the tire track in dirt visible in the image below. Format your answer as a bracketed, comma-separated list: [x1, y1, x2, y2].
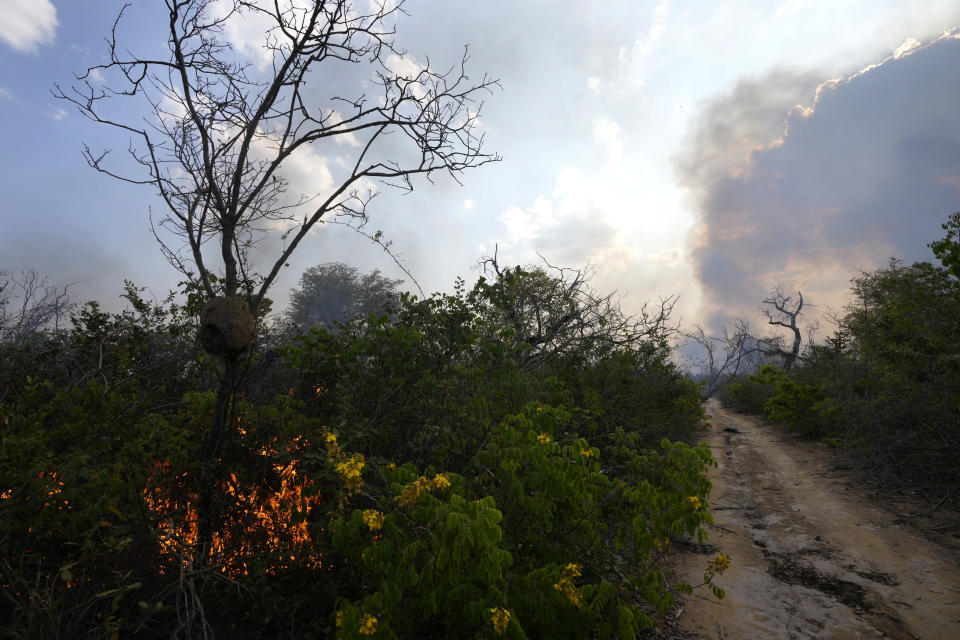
[671, 401, 960, 639]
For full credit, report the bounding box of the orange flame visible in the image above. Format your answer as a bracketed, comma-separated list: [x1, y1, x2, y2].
[142, 431, 326, 577]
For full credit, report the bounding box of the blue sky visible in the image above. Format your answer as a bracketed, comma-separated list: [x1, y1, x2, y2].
[2, 0, 960, 334]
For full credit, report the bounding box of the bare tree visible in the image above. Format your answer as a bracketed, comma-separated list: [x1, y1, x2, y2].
[55, 0, 498, 565]
[759, 287, 804, 370]
[56, 1, 497, 310]
[685, 288, 808, 394]
[0, 268, 74, 344]
[683, 319, 756, 397]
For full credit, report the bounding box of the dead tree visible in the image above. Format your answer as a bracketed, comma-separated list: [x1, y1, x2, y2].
[55, 0, 498, 564]
[0, 268, 74, 344]
[684, 319, 756, 397]
[759, 287, 804, 370]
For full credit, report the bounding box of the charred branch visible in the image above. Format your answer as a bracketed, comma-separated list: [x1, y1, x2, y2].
[759, 287, 804, 370]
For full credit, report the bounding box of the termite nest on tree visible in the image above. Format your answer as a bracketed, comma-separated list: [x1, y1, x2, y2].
[199, 296, 255, 356]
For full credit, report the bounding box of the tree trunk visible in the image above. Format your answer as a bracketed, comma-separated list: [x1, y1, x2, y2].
[196, 353, 239, 565]
[784, 323, 801, 371]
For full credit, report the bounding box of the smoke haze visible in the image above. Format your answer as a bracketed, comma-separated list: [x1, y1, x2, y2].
[677, 34, 960, 329]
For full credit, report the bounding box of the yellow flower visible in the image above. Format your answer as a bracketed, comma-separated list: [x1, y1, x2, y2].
[654, 537, 671, 551]
[395, 476, 430, 507]
[386, 462, 396, 471]
[580, 448, 594, 458]
[396, 474, 451, 506]
[362, 509, 385, 531]
[687, 495, 702, 510]
[536, 406, 543, 413]
[537, 432, 551, 444]
[713, 553, 731, 573]
[554, 577, 583, 607]
[335, 610, 344, 628]
[563, 563, 582, 578]
[358, 613, 378, 635]
[336, 454, 365, 491]
[323, 431, 342, 457]
[489, 607, 511, 636]
[336, 454, 365, 480]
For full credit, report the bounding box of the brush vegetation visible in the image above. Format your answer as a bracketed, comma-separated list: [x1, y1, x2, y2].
[0, 264, 721, 639]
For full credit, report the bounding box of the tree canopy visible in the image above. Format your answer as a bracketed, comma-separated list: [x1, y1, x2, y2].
[286, 262, 403, 331]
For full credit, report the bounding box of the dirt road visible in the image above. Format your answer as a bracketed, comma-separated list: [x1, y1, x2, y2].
[672, 401, 960, 639]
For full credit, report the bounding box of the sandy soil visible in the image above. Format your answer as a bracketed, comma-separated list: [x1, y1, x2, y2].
[670, 401, 960, 640]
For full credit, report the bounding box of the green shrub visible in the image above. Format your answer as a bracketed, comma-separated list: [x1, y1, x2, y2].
[0, 267, 724, 638]
[718, 374, 774, 414]
[326, 403, 719, 639]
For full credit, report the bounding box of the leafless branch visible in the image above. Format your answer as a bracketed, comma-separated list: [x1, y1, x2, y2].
[54, 0, 499, 316]
[683, 319, 757, 397]
[323, 219, 425, 299]
[758, 287, 805, 370]
[0, 268, 75, 343]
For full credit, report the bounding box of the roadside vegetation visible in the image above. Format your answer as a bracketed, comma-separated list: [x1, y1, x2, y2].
[720, 213, 960, 502]
[0, 261, 724, 639]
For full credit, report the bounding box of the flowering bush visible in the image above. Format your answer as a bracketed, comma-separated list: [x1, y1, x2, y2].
[324, 403, 720, 639]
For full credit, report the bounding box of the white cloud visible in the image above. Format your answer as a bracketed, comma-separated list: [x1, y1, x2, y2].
[216, 0, 408, 74]
[623, 0, 669, 86]
[328, 110, 362, 147]
[773, 0, 810, 21]
[649, 1, 669, 41]
[51, 107, 68, 121]
[0, 0, 58, 53]
[0, 86, 13, 101]
[249, 142, 338, 235]
[586, 76, 601, 93]
[591, 117, 622, 164]
[500, 197, 557, 245]
[281, 144, 334, 188]
[383, 53, 429, 99]
[463, 199, 475, 210]
[894, 37, 921, 58]
[215, 0, 320, 71]
[497, 168, 612, 265]
[89, 68, 105, 83]
[384, 53, 424, 79]
[217, 2, 276, 70]
[157, 89, 189, 120]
